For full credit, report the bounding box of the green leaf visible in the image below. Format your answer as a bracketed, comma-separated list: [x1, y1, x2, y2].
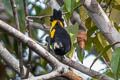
[76, 44, 84, 63]
[114, 22, 120, 31]
[71, 0, 75, 12]
[97, 0, 102, 3]
[111, 47, 120, 79]
[40, 58, 47, 69]
[90, 42, 120, 69]
[113, 5, 120, 11]
[85, 17, 91, 29]
[104, 70, 114, 78]
[87, 26, 98, 38]
[90, 78, 97, 80]
[85, 26, 98, 51]
[65, 23, 79, 58]
[63, 0, 75, 12]
[65, 23, 79, 42]
[66, 42, 76, 58]
[1, 33, 10, 48]
[92, 35, 110, 61]
[97, 33, 112, 61]
[66, 35, 77, 58]
[63, 0, 75, 20]
[64, 0, 71, 12]
[116, 0, 120, 5]
[65, 23, 79, 37]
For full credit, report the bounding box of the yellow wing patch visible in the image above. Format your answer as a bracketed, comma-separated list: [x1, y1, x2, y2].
[50, 20, 64, 32]
[50, 29, 56, 38]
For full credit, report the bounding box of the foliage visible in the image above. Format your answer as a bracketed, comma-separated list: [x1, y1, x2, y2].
[111, 47, 120, 79]
[0, 0, 120, 79]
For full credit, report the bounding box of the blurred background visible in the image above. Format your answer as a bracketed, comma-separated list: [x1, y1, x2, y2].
[0, 0, 120, 80]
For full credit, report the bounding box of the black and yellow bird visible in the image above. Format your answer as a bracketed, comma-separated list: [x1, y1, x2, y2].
[46, 9, 71, 56]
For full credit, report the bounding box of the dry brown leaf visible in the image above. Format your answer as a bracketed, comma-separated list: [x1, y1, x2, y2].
[77, 30, 87, 49]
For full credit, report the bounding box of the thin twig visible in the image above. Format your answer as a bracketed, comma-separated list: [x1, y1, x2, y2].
[0, 42, 34, 77]
[26, 1, 83, 19]
[24, 0, 84, 23]
[101, 56, 113, 72]
[10, 0, 20, 30]
[0, 20, 115, 80]
[27, 12, 69, 19]
[10, 0, 24, 78]
[23, 0, 32, 78]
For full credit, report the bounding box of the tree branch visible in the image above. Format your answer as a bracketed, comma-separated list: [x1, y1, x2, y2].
[24, 70, 61, 80]
[27, 12, 69, 19]
[63, 70, 83, 80]
[0, 20, 83, 80]
[83, 0, 120, 49]
[10, 0, 20, 30]
[72, 11, 87, 31]
[0, 20, 114, 80]
[10, 0, 24, 77]
[0, 14, 50, 33]
[29, 22, 50, 33]
[23, 0, 32, 78]
[25, 69, 83, 80]
[0, 42, 33, 77]
[0, 40, 81, 80]
[61, 57, 114, 80]
[0, 20, 59, 67]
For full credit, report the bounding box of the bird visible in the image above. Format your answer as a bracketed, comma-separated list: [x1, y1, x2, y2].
[46, 9, 71, 56]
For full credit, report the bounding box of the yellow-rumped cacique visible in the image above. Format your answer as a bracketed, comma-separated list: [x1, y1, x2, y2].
[46, 9, 71, 56]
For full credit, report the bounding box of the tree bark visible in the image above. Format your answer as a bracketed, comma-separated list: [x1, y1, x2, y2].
[0, 20, 114, 80]
[83, 0, 120, 49]
[0, 42, 33, 77]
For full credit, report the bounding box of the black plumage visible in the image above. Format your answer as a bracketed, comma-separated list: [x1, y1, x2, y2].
[46, 9, 71, 56]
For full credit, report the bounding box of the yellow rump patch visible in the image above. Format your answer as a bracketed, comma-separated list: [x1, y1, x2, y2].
[50, 29, 56, 38]
[50, 20, 63, 32]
